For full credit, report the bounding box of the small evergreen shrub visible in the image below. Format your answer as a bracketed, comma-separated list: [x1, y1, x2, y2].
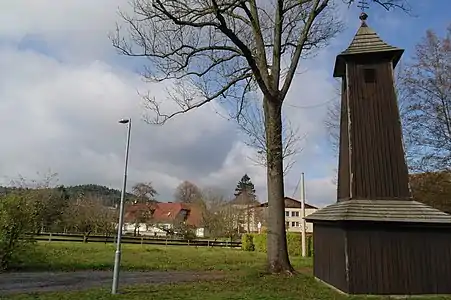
[241, 234, 254, 251]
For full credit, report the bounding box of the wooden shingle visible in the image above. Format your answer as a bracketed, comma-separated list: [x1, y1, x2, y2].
[305, 200, 451, 223]
[333, 19, 404, 77]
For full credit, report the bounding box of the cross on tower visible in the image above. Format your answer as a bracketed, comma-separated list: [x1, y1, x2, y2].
[357, 0, 369, 12]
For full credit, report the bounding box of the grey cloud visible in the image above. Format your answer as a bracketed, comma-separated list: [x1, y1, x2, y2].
[0, 0, 348, 206]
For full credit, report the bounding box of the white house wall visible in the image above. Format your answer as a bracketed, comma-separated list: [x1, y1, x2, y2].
[123, 222, 206, 238]
[284, 208, 316, 233]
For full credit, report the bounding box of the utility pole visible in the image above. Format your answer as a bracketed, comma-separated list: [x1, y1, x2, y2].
[301, 172, 306, 257]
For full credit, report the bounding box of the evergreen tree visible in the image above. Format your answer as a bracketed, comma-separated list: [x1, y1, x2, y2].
[234, 174, 256, 197]
[234, 174, 258, 234]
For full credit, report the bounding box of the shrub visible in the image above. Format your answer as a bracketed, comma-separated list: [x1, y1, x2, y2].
[245, 233, 314, 257]
[183, 229, 197, 241]
[308, 235, 314, 256]
[253, 233, 267, 253]
[241, 234, 254, 251]
[0, 193, 36, 270]
[286, 232, 301, 256]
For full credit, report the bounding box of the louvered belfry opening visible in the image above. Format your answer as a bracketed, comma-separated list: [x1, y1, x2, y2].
[305, 13, 451, 296]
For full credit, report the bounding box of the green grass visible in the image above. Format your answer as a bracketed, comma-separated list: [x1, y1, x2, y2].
[11, 241, 310, 272]
[6, 272, 451, 300]
[5, 242, 451, 300]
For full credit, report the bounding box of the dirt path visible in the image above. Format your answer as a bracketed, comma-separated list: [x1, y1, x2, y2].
[0, 270, 225, 295]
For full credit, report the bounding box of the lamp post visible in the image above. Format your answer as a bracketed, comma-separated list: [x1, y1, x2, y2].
[112, 118, 131, 295]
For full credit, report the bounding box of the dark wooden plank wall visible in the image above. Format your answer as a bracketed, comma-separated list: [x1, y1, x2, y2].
[313, 224, 348, 292]
[347, 224, 451, 295]
[346, 61, 410, 200]
[337, 78, 350, 201]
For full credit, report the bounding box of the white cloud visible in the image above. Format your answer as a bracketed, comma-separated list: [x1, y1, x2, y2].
[0, 0, 345, 206]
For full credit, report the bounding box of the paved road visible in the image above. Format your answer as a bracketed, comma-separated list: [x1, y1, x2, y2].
[0, 270, 225, 295]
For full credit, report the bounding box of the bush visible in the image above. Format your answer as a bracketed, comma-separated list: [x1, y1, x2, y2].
[253, 233, 267, 253]
[308, 235, 314, 256]
[241, 234, 254, 251]
[0, 193, 36, 270]
[286, 232, 302, 256]
[242, 232, 314, 257]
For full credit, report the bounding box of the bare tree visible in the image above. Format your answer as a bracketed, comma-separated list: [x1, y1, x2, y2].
[7, 171, 70, 234]
[62, 196, 115, 241]
[237, 100, 305, 175]
[9, 170, 59, 190]
[112, 0, 408, 273]
[401, 24, 451, 172]
[174, 180, 203, 203]
[201, 188, 239, 239]
[131, 182, 158, 203]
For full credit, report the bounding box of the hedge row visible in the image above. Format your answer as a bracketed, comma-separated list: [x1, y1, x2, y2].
[242, 233, 313, 257]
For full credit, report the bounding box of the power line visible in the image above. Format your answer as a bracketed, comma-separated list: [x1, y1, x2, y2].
[285, 96, 338, 110]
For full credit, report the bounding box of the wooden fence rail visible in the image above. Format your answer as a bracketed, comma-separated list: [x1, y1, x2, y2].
[30, 233, 242, 248]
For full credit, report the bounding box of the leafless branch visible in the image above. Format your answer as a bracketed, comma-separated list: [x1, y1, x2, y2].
[112, 0, 342, 125]
[400, 25, 451, 171]
[237, 98, 306, 175]
[343, 0, 411, 12]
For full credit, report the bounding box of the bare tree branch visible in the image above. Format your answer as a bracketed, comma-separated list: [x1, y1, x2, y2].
[343, 0, 411, 12]
[401, 24, 451, 171]
[237, 98, 306, 175]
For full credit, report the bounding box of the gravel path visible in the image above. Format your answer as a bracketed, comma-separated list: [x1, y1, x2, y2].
[0, 270, 225, 295]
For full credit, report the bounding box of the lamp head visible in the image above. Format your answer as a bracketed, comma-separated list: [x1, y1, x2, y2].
[118, 119, 130, 124]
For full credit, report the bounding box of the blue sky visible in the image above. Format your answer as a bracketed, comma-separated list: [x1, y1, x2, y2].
[0, 1, 449, 206]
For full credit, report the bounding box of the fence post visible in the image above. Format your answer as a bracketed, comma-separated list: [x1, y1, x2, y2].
[188, 240, 190, 246]
[207, 240, 210, 247]
[141, 237, 144, 245]
[165, 238, 168, 246]
[48, 233, 52, 242]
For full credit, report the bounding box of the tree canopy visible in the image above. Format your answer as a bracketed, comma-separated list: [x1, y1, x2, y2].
[174, 181, 203, 203]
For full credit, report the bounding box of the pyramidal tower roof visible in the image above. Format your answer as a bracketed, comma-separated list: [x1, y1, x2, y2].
[333, 13, 404, 77]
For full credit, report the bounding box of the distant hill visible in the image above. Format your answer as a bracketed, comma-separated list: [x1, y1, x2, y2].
[64, 184, 137, 206]
[0, 184, 159, 207]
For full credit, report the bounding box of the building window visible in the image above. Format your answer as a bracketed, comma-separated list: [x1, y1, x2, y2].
[295, 222, 300, 227]
[285, 211, 289, 217]
[291, 211, 299, 217]
[291, 221, 295, 227]
[285, 221, 289, 228]
[364, 68, 376, 83]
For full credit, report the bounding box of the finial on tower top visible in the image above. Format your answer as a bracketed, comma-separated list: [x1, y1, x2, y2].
[357, 0, 369, 24]
[359, 12, 368, 21]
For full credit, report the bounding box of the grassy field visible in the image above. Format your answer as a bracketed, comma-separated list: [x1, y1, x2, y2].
[12, 241, 311, 272]
[5, 242, 451, 300]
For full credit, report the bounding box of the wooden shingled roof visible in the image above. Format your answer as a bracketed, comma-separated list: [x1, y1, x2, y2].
[333, 14, 404, 77]
[305, 200, 451, 224]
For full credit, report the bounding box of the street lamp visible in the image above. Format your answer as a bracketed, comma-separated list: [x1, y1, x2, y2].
[112, 118, 132, 295]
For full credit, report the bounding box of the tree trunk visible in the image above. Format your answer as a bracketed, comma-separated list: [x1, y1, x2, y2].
[264, 96, 294, 274]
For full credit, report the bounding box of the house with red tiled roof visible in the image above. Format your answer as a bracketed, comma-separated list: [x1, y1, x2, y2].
[123, 202, 206, 237]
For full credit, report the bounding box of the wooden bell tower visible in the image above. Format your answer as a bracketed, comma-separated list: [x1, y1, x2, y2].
[305, 13, 451, 296]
